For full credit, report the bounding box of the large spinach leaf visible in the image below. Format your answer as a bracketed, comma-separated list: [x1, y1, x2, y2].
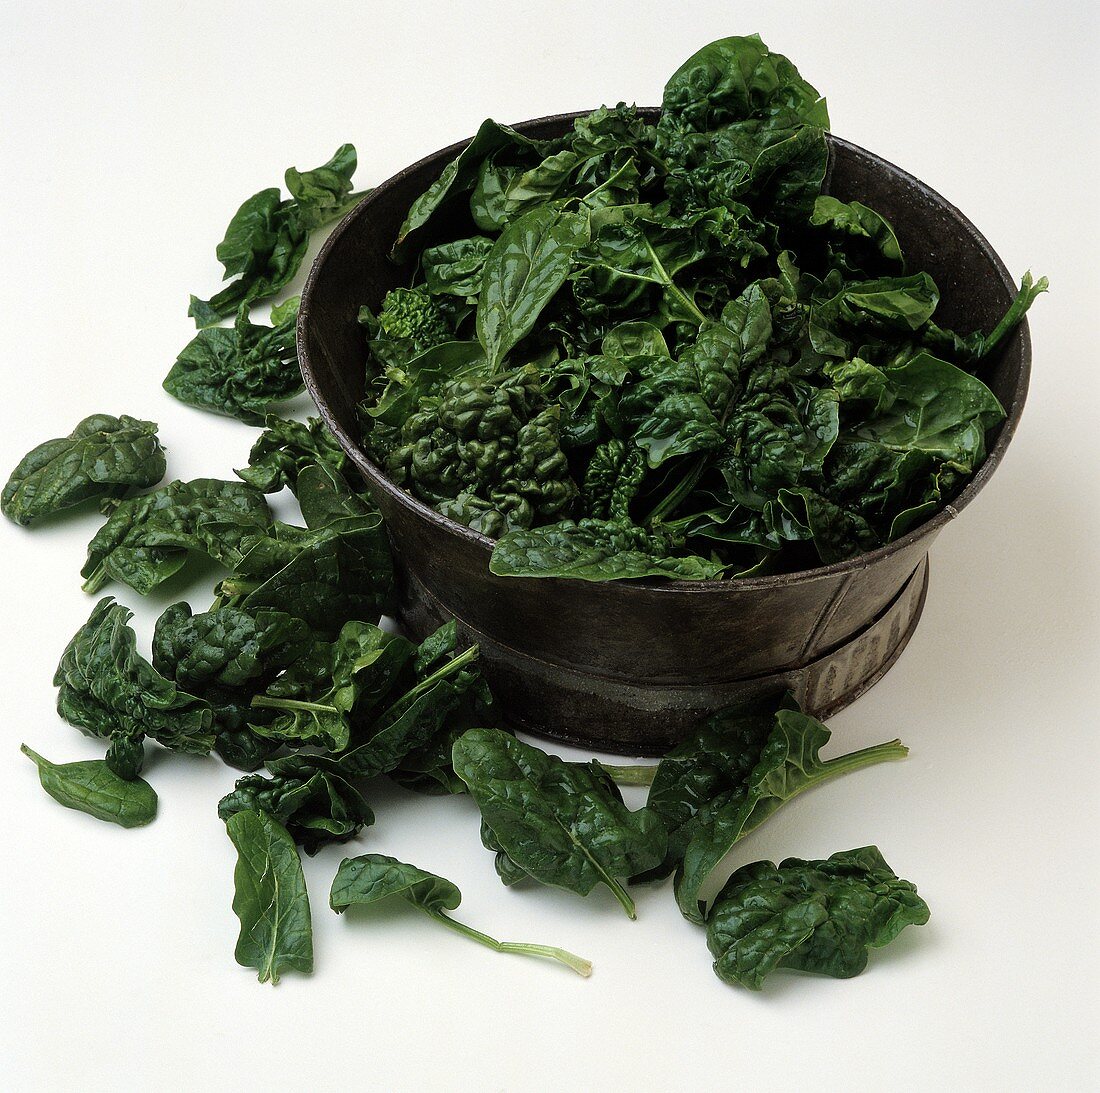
[706, 846, 929, 989]
[452, 728, 667, 918]
[476, 204, 590, 369]
[225, 809, 313, 984]
[2, 414, 166, 526]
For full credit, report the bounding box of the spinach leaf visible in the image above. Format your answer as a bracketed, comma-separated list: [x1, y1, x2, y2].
[706, 846, 929, 989]
[675, 709, 909, 923]
[385, 364, 576, 537]
[810, 196, 903, 266]
[452, 728, 667, 918]
[189, 145, 363, 327]
[334, 641, 481, 779]
[854, 352, 1004, 467]
[152, 602, 311, 690]
[393, 119, 539, 257]
[294, 463, 373, 530]
[81, 478, 272, 596]
[2, 414, 166, 526]
[220, 756, 372, 854]
[422, 236, 495, 298]
[220, 511, 395, 632]
[225, 809, 313, 984]
[21, 744, 157, 828]
[164, 300, 302, 424]
[331, 853, 591, 976]
[490, 518, 725, 581]
[236, 416, 349, 494]
[636, 694, 792, 883]
[54, 598, 213, 779]
[659, 34, 829, 137]
[283, 143, 365, 229]
[250, 621, 408, 751]
[476, 204, 590, 369]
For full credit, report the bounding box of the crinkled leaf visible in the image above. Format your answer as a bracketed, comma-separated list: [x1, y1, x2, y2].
[164, 302, 302, 424]
[452, 728, 667, 917]
[81, 479, 272, 595]
[707, 846, 929, 989]
[2, 414, 165, 526]
[53, 598, 213, 779]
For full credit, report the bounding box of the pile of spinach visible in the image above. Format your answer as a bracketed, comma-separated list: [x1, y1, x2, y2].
[359, 34, 1045, 580]
[5, 35, 967, 991]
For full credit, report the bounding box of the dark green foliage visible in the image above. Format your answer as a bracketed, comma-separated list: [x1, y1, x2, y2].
[189, 145, 365, 327]
[330, 853, 592, 975]
[359, 34, 1044, 581]
[671, 705, 909, 923]
[152, 602, 311, 690]
[452, 728, 667, 917]
[217, 509, 395, 634]
[634, 694, 790, 883]
[236, 416, 350, 494]
[359, 286, 462, 369]
[2, 414, 166, 526]
[81, 478, 272, 595]
[706, 846, 929, 989]
[385, 364, 577, 538]
[21, 744, 158, 828]
[226, 809, 313, 984]
[164, 300, 303, 424]
[219, 756, 372, 855]
[53, 598, 213, 779]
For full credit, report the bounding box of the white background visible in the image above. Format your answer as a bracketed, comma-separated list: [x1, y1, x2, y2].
[1, 2, 1097, 1090]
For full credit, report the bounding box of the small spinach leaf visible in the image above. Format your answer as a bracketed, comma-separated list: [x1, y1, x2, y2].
[236, 416, 349, 494]
[219, 756, 372, 855]
[331, 853, 591, 976]
[21, 744, 157, 828]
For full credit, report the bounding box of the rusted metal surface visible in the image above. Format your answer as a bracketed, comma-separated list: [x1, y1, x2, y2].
[298, 111, 1031, 754]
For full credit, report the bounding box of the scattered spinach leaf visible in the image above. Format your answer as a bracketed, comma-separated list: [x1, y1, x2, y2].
[331, 853, 592, 976]
[21, 744, 158, 828]
[2, 414, 166, 526]
[189, 145, 364, 327]
[675, 708, 909, 923]
[81, 478, 272, 595]
[54, 598, 213, 779]
[706, 846, 929, 989]
[225, 809, 313, 984]
[164, 300, 303, 424]
[452, 728, 667, 918]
